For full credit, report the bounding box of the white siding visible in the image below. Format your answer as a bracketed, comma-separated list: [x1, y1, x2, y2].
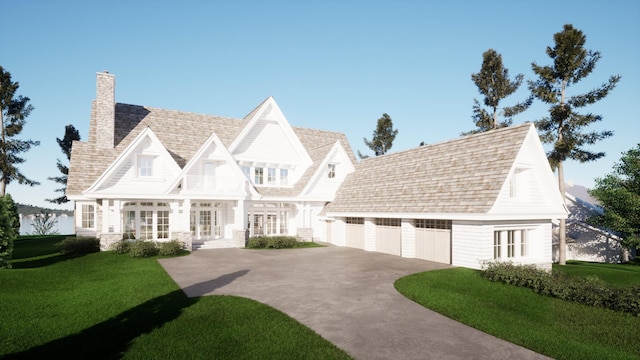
[364, 218, 376, 251]
[452, 221, 493, 270]
[401, 219, 415, 258]
[234, 120, 305, 165]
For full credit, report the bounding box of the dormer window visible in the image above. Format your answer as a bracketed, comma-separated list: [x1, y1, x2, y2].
[328, 163, 336, 179]
[138, 155, 155, 177]
[268, 168, 277, 185]
[280, 169, 288, 185]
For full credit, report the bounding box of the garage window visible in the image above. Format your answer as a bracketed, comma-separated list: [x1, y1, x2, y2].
[375, 218, 400, 227]
[415, 219, 451, 229]
[346, 217, 364, 225]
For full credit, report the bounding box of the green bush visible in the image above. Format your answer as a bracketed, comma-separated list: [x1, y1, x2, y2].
[110, 240, 132, 254]
[55, 236, 100, 255]
[158, 240, 185, 256]
[481, 261, 640, 316]
[0, 194, 19, 269]
[246, 236, 299, 249]
[129, 241, 159, 258]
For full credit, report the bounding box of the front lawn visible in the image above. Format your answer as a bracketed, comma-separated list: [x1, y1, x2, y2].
[1, 236, 351, 359]
[395, 265, 640, 360]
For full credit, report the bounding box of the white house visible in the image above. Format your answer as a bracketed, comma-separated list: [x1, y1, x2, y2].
[67, 72, 568, 270]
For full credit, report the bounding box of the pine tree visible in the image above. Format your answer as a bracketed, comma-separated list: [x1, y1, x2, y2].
[528, 24, 621, 265]
[47, 124, 80, 204]
[359, 113, 398, 158]
[464, 49, 532, 135]
[0, 66, 40, 195]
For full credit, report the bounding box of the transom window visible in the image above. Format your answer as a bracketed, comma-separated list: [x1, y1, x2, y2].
[375, 218, 400, 227]
[346, 217, 364, 225]
[415, 219, 452, 229]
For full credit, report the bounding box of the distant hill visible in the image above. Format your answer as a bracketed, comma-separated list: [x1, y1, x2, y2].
[17, 203, 74, 216]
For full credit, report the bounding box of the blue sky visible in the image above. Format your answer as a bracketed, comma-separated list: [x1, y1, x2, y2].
[1, 0, 638, 210]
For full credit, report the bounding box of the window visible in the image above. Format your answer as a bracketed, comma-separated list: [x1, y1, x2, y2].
[255, 167, 263, 185]
[328, 163, 336, 178]
[280, 169, 288, 185]
[346, 217, 364, 225]
[82, 204, 95, 228]
[494, 232, 501, 259]
[124, 210, 135, 239]
[507, 231, 515, 258]
[415, 219, 452, 229]
[494, 229, 529, 259]
[140, 211, 153, 240]
[520, 230, 528, 257]
[138, 156, 154, 177]
[242, 166, 251, 179]
[279, 211, 288, 234]
[375, 218, 401, 227]
[157, 210, 169, 240]
[268, 168, 276, 185]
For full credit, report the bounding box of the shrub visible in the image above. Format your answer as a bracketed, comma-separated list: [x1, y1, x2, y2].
[55, 236, 100, 255]
[481, 261, 640, 316]
[0, 194, 19, 269]
[246, 236, 299, 249]
[129, 241, 159, 258]
[158, 240, 185, 256]
[110, 240, 132, 254]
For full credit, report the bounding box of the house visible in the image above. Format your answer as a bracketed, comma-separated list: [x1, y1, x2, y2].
[67, 72, 357, 251]
[323, 122, 568, 270]
[67, 72, 568, 270]
[552, 183, 633, 263]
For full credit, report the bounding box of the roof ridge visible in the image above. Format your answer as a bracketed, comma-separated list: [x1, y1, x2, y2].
[360, 122, 533, 163]
[116, 102, 242, 122]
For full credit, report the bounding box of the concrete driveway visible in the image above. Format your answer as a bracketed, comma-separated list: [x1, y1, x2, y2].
[159, 245, 549, 360]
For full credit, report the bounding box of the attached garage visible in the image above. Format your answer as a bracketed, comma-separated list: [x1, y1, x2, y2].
[414, 219, 451, 264]
[375, 218, 401, 256]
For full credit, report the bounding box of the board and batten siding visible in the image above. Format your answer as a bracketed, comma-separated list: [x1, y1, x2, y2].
[451, 222, 493, 269]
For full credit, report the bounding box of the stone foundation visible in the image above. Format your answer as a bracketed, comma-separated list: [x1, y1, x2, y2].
[171, 231, 193, 251]
[99, 233, 123, 251]
[234, 229, 249, 247]
[297, 228, 313, 242]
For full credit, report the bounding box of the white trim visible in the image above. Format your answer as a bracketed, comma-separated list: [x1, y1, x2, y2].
[325, 211, 567, 221]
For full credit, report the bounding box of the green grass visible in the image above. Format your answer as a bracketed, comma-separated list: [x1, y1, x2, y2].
[395, 266, 640, 360]
[295, 241, 326, 248]
[1, 236, 351, 359]
[553, 260, 640, 287]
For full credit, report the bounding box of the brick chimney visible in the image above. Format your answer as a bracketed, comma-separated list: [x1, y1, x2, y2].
[96, 71, 115, 149]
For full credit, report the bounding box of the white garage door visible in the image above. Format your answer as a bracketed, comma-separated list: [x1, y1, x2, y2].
[345, 217, 365, 249]
[415, 219, 451, 264]
[375, 218, 401, 256]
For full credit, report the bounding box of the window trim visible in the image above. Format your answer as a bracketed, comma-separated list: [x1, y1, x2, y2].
[137, 155, 156, 178]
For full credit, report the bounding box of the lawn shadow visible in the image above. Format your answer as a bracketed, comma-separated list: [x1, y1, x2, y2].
[10, 253, 87, 269]
[4, 270, 248, 359]
[181, 269, 250, 297]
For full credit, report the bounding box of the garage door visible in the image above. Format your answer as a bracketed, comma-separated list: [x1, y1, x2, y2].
[345, 217, 365, 249]
[415, 219, 451, 264]
[375, 218, 401, 256]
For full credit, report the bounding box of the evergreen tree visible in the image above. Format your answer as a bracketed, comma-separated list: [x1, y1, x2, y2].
[0, 194, 19, 269]
[359, 113, 398, 158]
[47, 124, 80, 204]
[0, 66, 40, 195]
[589, 144, 640, 250]
[528, 24, 620, 265]
[463, 49, 532, 135]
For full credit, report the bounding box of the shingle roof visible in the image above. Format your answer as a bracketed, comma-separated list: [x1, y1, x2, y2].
[324, 123, 533, 214]
[67, 102, 356, 197]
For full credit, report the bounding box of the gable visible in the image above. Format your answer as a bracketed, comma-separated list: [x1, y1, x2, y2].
[301, 141, 356, 199]
[230, 97, 312, 167]
[489, 125, 568, 218]
[166, 133, 255, 197]
[86, 127, 181, 196]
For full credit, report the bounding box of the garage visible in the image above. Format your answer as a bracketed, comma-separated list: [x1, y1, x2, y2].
[415, 219, 451, 264]
[345, 217, 365, 249]
[375, 218, 401, 256]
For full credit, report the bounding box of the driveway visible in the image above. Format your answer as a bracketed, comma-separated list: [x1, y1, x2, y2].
[159, 245, 549, 360]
